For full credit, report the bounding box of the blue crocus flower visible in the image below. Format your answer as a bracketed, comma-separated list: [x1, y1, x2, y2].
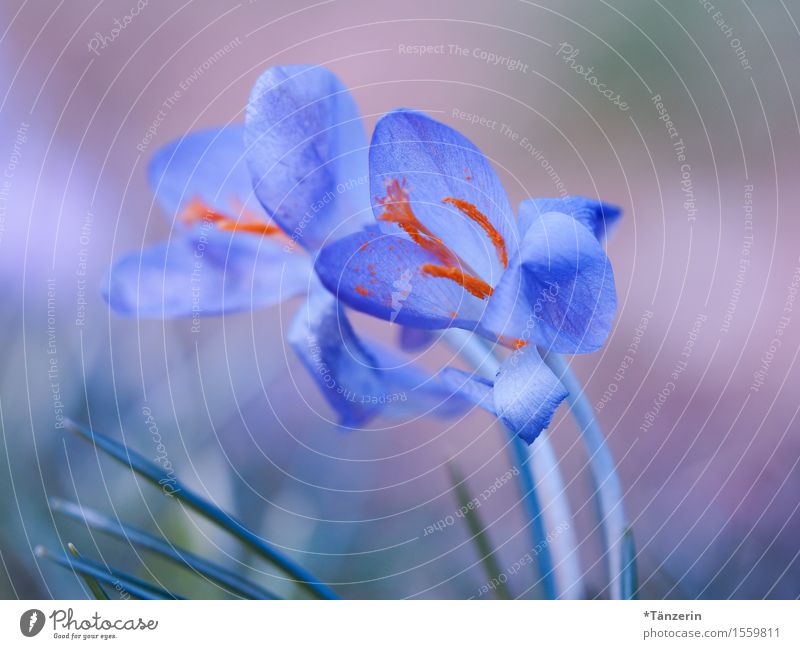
[314, 109, 620, 442]
[104, 66, 462, 426]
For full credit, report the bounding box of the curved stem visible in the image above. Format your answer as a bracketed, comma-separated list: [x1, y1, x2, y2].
[525, 430, 584, 599]
[540, 350, 629, 600]
[443, 330, 583, 599]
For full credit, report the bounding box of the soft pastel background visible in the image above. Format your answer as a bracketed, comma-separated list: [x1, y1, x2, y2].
[1, 0, 798, 599]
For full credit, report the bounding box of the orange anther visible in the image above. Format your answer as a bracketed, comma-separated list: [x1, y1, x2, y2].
[180, 197, 284, 239]
[420, 264, 493, 300]
[442, 197, 507, 268]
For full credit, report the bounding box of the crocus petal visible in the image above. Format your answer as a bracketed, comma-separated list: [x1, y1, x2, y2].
[366, 344, 468, 420]
[493, 345, 568, 444]
[481, 211, 617, 353]
[438, 367, 495, 410]
[369, 109, 516, 285]
[104, 235, 311, 318]
[244, 65, 370, 251]
[314, 227, 487, 330]
[148, 125, 262, 221]
[440, 345, 568, 444]
[288, 284, 465, 426]
[518, 196, 621, 242]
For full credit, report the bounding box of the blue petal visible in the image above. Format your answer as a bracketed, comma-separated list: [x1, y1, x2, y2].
[244, 65, 370, 251]
[366, 344, 468, 420]
[440, 346, 567, 444]
[149, 125, 262, 222]
[493, 345, 568, 444]
[480, 212, 617, 353]
[518, 196, 621, 242]
[438, 367, 495, 411]
[370, 109, 516, 285]
[313, 227, 487, 330]
[288, 284, 465, 426]
[104, 235, 311, 318]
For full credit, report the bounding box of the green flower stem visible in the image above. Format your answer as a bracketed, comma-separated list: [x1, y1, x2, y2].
[443, 329, 582, 599]
[540, 350, 629, 600]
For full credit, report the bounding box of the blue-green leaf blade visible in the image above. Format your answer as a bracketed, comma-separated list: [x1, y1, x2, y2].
[51, 498, 278, 600]
[64, 418, 337, 600]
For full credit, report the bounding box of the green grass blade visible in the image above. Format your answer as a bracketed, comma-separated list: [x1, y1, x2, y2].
[622, 527, 638, 599]
[447, 462, 512, 600]
[37, 546, 182, 600]
[64, 418, 337, 600]
[51, 498, 278, 600]
[66, 543, 109, 599]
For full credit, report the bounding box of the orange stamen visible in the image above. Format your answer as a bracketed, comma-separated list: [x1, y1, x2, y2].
[442, 197, 507, 268]
[421, 264, 493, 300]
[497, 335, 528, 350]
[355, 285, 369, 296]
[376, 179, 495, 300]
[376, 179, 460, 268]
[180, 197, 284, 238]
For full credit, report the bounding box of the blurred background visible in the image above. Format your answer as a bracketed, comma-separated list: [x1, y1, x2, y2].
[1, 0, 799, 599]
